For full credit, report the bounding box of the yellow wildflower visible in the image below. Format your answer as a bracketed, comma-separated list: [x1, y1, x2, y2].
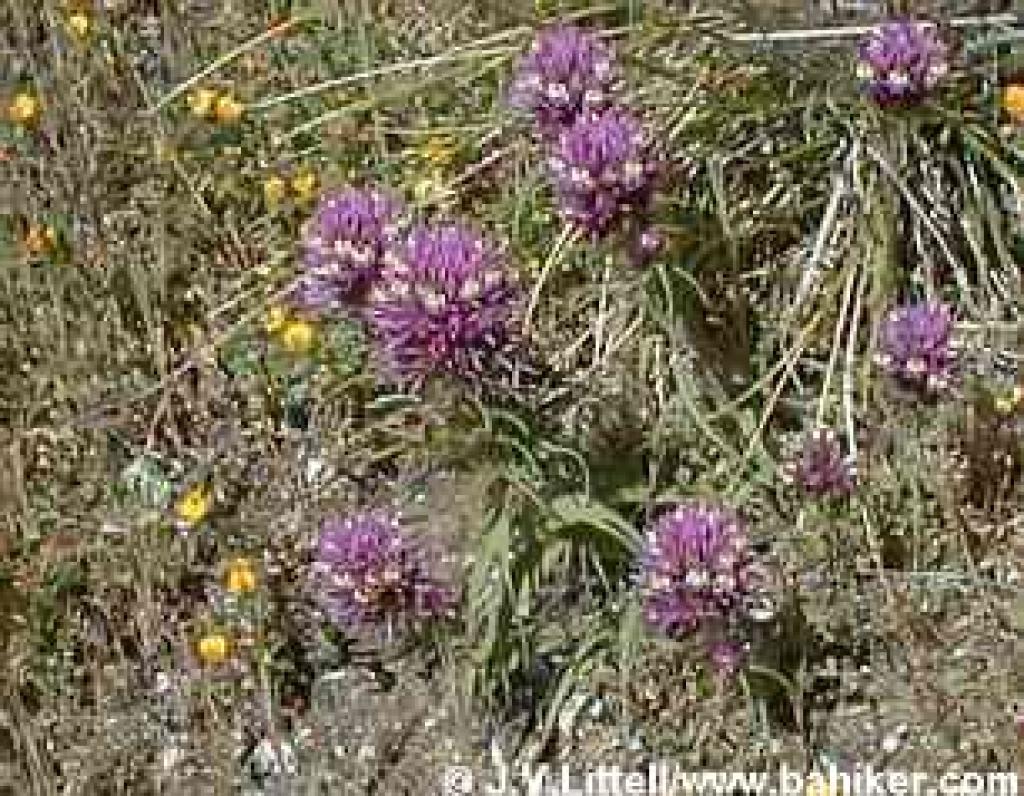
[996, 385, 1024, 415]
[291, 169, 318, 202]
[22, 224, 56, 256]
[263, 175, 287, 208]
[280, 319, 315, 354]
[175, 484, 212, 528]
[197, 632, 230, 665]
[225, 557, 258, 594]
[187, 87, 217, 119]
[8, 92, 40, 126]
[67, 11, 90, 40]
[213, 93, 244, 124]
[265, 305, 288, 334]
[417, 136, 457, 169]
[1004, 85, 1024, 125]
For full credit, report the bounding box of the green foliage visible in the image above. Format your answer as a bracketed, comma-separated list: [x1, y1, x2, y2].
[4, 0, 1024, 789]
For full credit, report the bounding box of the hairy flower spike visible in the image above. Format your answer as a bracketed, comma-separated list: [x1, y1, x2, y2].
[639, 503, 752, 637]
[548, 107, 658, 238]
[857, 20, 949, 107]
[299, 187, 403, 310]
[369, 223, 518, 383]
[785, 428, 855, 499]
[510, 24, 616, 136]
[877, 301, 956, 393]
[312, 511, 451, 636]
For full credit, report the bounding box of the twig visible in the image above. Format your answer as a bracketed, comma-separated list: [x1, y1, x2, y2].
[252, 39, 523, 112]
[726, 14, 1021, 45]
[794, 138, 859, 314]
[150, 16, 309, 114]
[842, 262, 868, 465]
[867, 144, 975, 313]
[816, 259, 858, 427]
[523, 225, 578, 338]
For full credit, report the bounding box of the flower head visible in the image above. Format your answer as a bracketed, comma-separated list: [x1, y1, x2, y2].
[187, 88, 217, 118]
[280, 318, 316, 354]
[510, 24, 616, 135]
[22, 224, 56, 257]
[639, 503, 752, 637]
[857, 20, 949, 106]
[213, 93, 244, 124]
[8, 91, 40, 126]
[67, 11, 91, 40]
[291, 169, 318, 203]
[369, 222, 518, 383]
[225, 557, 258, 594]
[1004, 84, 1024, 125]
[175, 484, 212, 529]
[298, 187, 403, 311]
[877, 301, 956, 393]
[995, 384, 1024, 416]
[263, 175, 287, 208]
[784, 427, 855, 499]
[417, 136, 458, 169]
[312, 511, 451, 636]
[548, 107, 658, 238]
[197, 632, 230, 665]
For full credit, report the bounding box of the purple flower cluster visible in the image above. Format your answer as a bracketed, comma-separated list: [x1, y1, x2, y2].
[877, 301, 956, 393]
[511, 25, 661, 260]
[784, 428, 855, 499]
[509, 25, 616, 137]
[548, 107, 659, 238]
[295, 181, 519, 385]
[857, 20, 949, 106]
[298, 187, 403, 311]
[369, 223, 518, 382]
[639, 503, 752, 638]
[312, 511, 451, 636]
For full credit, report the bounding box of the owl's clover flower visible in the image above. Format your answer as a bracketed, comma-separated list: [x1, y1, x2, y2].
[548, 107, 659, 238]
[312, 511, 451, 636]
[298, 187, 403, 311]
[369, 223, 518, 383]
[510, 24, 616, 136]
[877, 301, 956, 393]
[784, 427, 855, 499]
[857, 20, 949, 107]
[639, 503, 752, 637]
